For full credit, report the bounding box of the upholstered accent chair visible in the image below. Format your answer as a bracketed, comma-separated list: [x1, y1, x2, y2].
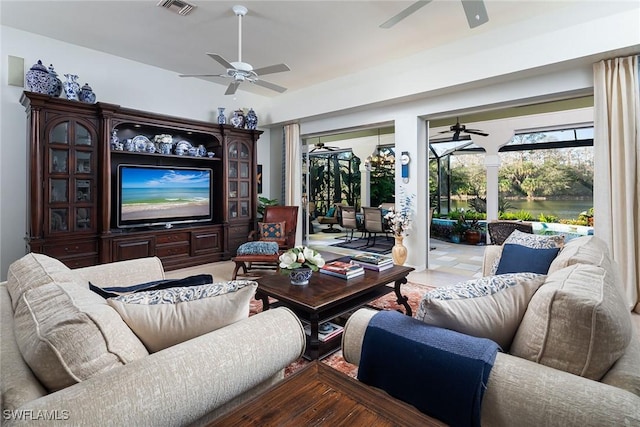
[487, 221, 534, 245]
[231, 206, 299, 279]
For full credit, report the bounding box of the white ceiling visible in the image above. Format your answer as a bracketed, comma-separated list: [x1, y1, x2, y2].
[1, 0, 579, 97]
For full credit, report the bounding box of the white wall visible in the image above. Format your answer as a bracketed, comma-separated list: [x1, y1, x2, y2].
[0, 26, 268, 280]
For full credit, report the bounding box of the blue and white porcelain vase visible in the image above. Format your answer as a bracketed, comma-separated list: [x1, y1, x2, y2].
[63, 74, 80, 101]
[47, 64, 62, 97]
[289, 267, 313, 285]
[230, 109, 245, 128]
[245, 108, 258, 130]
[25, 60, 54, 94]
[78, 83, 96, 104]
[217, 107, 226, 125]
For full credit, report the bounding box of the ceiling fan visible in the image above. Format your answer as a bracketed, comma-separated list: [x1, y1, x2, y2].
[179, 5, 290, 95]
[380, 0, 489, 29]
[438, 118, 489, 141]
[309, 141, 340, 153]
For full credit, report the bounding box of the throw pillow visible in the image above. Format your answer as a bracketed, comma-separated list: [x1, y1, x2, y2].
[6, 253, 82, 310]
[415, 272, 547, 350]
[13, 281, 149, 392]
[489, 230, 565, 275]
[108, 280, 258, 352]
[326, 206, 336, 217]
[258, 221, 286, 246]
[495, 244, 560, 275]
[511, 264, 632, 380]
[236, 241, 279, 255]
[89, 274, 213, 298]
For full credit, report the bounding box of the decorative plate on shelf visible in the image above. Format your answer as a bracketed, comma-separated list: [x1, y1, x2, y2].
[175, 140, 193, 155]
[132, 135, 151, 152]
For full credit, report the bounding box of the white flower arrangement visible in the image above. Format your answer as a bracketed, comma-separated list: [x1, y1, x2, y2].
[384, 192, 416, 237]
[279, 246, 325, 271]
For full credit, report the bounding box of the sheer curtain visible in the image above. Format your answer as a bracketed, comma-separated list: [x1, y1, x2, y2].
[593, 55, 640, 313]
[283, 123, 302, 244]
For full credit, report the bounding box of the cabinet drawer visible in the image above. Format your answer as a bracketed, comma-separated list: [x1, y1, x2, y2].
[156, 232, 190, 245]
[192, 230, 221, 255]
[156, 243, 190, 258]
[112, 236, 155, 261]
[44, 240, 98, 258]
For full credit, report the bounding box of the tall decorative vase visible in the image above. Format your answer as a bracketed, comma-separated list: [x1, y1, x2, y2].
[217, 107, 226, 124]
[63, 74, 80, 101]
[25, 60, 53, 94]
[47, 64, 62, 97]
[391, 235, 408, 266]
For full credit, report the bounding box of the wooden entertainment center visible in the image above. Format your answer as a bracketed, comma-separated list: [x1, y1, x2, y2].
[21, 92, 262, 270]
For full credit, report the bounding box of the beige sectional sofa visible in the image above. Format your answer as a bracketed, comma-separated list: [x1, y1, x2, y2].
[1, 255, 306, 426]
[343, 236, 640, 426]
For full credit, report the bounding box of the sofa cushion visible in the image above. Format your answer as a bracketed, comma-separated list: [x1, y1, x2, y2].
[258, 222, 286, 246]
[13, 281, 149, 392]
[495, 244, 560, 275]
[6, 253, 82, 310]
[548, 235, 613, 274]
[511, 264, 632, 380]
[415, 272, 547, 350]
[236, 241, 279, 255]
[489, 230, 565, 275]
[89, 274, 213, 298]
[108, 280, 258, 352]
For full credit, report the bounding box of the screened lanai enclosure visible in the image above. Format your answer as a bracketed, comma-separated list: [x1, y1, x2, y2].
[304, 149, 361, 217]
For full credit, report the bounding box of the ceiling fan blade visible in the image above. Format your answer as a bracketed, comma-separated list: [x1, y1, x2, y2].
[461, 0, 489, 28]
[465, 129, 489, 137]
[380, 0, 432, 29]
[252, 63, 291, 76]
[253, 79, 287, 93]
[207, 53, 235, 70]
[179, 73, 224, 78]
[225, 82, 240, 95]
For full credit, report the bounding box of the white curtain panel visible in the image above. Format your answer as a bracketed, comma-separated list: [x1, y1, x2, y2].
[593, 55, 640, 313]
[283, 123, 302, 245]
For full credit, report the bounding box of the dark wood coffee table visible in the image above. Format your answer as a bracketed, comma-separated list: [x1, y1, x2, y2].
[207, 361, 445, 426]
[255, 260, 414, 360]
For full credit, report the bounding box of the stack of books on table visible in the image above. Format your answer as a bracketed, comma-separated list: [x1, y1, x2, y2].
[303, 321, 344, 342]
[319, 260, 365, 279]
[350, 253, 394, 271]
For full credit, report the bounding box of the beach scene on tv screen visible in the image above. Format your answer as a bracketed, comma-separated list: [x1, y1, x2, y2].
[121, 167, 211, 221]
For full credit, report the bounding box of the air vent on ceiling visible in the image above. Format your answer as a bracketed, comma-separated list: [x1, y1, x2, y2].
[157, 0, 196, 16]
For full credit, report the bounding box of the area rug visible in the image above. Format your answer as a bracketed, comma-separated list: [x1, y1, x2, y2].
[329, 236, 395, 254]
[249, 281, 435, 378]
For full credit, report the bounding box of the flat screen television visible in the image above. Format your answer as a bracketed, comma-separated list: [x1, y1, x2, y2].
[116, 164, 213, 228]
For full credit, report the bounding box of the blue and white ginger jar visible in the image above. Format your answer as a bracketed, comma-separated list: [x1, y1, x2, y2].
[79, 83, 96, 104]
[245, 108, 258, 130]
[47, 64, 62, 97]
[26, 60, 54, 94]
[217, 107, 226, 125]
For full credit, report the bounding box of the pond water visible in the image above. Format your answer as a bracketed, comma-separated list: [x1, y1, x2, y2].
[451, 199, 593, 220]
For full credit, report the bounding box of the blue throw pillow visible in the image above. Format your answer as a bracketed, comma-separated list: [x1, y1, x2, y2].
[89, 274, 213, 299]
[326, 207, 336, 217]
[496, 244, 560, 275]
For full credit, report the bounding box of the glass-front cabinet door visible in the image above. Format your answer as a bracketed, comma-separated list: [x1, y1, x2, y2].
[44, 119, 96, 235]
[227, 141, 252, 220]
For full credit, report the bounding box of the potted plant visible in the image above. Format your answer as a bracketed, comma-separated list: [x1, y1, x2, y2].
[278, 246, 325, 285]
[463, 210, 484, 245]
[450, 210, 467, 244]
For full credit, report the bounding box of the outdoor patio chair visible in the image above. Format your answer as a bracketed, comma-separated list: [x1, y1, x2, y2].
[362, 207, 389, 246]
[338, 205, 359, 242]
[317, 204, 341, 233]
[231, 205, 299, 279]
[487, 220, 533, 245]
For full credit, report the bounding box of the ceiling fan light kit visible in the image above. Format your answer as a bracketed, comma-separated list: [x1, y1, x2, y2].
[179, 4, 290, 95]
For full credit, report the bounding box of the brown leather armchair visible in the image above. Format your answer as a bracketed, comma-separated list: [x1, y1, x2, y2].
[231, 206, 299, 279]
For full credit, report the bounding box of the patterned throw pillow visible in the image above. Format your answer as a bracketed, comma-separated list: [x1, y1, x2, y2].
[416, 273, 547, 350]
[108, 281, 258, 352]
[258, 221, 286, 246]
[489, 230, 565, 275]
[236, 241, 279, 255]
